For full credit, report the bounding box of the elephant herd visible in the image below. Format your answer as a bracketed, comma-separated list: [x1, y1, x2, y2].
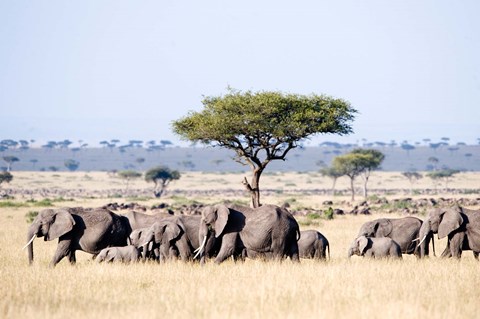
[24, 203, 480, 267]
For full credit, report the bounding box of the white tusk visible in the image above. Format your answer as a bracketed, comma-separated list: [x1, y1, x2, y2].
[412, 237, 420, 242]
[23, 235, 36, 250]
[416, 235, 427, 250]
[194, 235, 207, 259]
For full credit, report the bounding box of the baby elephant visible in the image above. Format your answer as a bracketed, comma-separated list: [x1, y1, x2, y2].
[348, 236, 402, 259]
[96, 245, 141, 263]
[298, 230, 330, 260]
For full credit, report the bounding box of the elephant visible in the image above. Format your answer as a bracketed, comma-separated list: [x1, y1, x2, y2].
[125, 211, 172, 230]
[356, 216, 429, 256]
[129, 215, 215, 262]
[25, 207, 132, 267]
[418, 206, 480, 259]
[348, 236, 402, 259]
[95, 245, 141, 263]
[195, 204, 300, 264]
[298, 230, 330, 260]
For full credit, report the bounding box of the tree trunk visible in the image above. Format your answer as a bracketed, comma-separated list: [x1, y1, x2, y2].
[243, 168, 263, 208]
[350, 177, 355, 202]
[363, 177, 368, 199]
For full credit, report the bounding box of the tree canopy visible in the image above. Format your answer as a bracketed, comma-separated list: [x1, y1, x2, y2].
[172, 88, 356, 207]
[145, 166, 181, 198]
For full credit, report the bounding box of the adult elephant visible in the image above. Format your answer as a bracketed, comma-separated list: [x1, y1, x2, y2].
[356, 216, 428, 256]
[418, 206, 480, 258]
[195, 204, 300, 264]
[25, 207, 131, 267]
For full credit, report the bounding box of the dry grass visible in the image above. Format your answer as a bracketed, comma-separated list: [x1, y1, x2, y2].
[1, 172, 480, 319]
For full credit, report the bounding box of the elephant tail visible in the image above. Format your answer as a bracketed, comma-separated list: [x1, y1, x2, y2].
[327, 242, 330, 260]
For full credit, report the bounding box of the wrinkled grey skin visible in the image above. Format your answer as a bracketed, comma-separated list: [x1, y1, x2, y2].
[96, 245, 141, 263]
[26, 207, 131, 267]
[197, 204, 300, 264]
[298, 230, 330, 260]
[125, 211, 172, 230]
[129, 215, 215, 262]
[348, 236, 402, 259]
[357, 217, 428, 256]
[418, 206, 480, 259]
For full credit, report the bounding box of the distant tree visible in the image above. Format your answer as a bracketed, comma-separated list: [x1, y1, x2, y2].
[1, 139, 18, 149]
[30, 159, 38, 168]
[426, 169, 460, 192]
[160, 140, 173, 147]
[42, 141, 57, 150]
[401, 171, 423, 195]
[136, 157, 146, 169]
[145, 166, 181, 198]
[2, 156, 19, 172]
[332, 152, 373, 201]
[429, 143, 442, 152]
[428, 157, 439, 170]
[440, 137, 450, 145]
[58, 140, 72, 149]
[172, 88, 356, 207]
[117, 170, 142, 191]
[64, 159, 80, 172]
[0, 171, 13, 187]
[48, 166, 59, 172]
[447, 147, 459, 155]
[350, 148, 385, 199]
[179, 160, 195, 170]
[71, 147, 81, 156]
[465, 153, 473, 160]
[320, 166, 343, 195]
[401, 143, 415, 156]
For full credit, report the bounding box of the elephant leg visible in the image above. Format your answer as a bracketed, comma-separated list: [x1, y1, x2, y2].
[68, 250, 77, 264]
[440, 242, 452, 258]
[175, 238, 192, 261]
[215, 233, 237, 264]
[50, 240, 72, 267]
[474, 252, 479, 260]
[449, 233, 465, 259]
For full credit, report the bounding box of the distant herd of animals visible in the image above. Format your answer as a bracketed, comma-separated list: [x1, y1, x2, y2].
[24, 203, 480, 266]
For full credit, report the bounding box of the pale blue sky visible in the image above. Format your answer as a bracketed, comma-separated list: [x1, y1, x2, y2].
[1, 0, 479, 147]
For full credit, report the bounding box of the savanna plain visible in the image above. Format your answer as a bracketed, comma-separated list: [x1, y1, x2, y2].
[1, 171, 480, 319]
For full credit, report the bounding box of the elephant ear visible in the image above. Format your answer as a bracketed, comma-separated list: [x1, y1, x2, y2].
[214, 205, 230, 238]
[438, 208, 463, 239]
[375, 219, 393, 237]
[163, 222, 182, 242]
[358, 236, 369, 254]
[47, 210, 75, 241]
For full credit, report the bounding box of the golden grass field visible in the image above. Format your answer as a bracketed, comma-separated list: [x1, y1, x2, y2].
[1, 171, 480, 319]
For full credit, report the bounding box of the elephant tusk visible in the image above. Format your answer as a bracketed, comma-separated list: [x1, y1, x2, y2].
[412, 237, 420, 242]
[23, 235, 36, 250]
[194, 235, 207, 259]
[416, 235, 427, 250]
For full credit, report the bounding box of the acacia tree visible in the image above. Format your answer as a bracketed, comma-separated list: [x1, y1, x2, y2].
[117, 170, 142, 191]
[332, 149, 384, 201]
[172, 89, 356, 207]
[145, 166, 181, 198]
[320, 166, 343, 196]
[2, 156, 19, 172]
[401, 171, 423, 195]
[351, 148, 384, 198]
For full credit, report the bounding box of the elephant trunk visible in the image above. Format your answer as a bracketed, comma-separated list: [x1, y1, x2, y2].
[26, 226, 38, 265]
[417, 221, 432, 258]
[195, 222, 209, 264]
